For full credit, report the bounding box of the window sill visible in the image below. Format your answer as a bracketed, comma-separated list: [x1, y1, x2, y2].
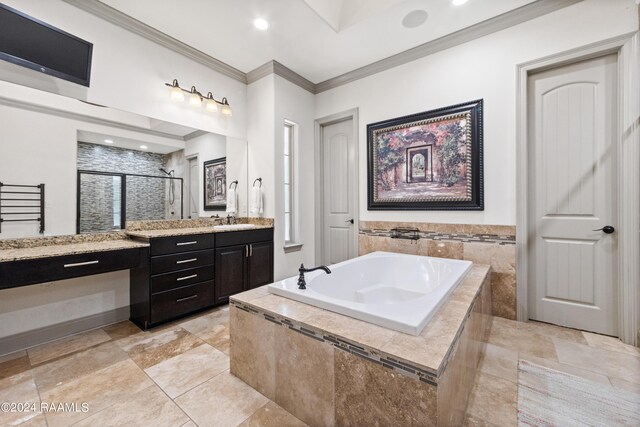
[283, 243, 303, 253]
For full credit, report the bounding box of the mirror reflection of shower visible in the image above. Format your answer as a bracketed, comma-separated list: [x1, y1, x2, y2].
[159, 167, 175, 206]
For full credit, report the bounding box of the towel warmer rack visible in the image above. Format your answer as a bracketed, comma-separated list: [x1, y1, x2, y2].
[0, 182, 45, 234]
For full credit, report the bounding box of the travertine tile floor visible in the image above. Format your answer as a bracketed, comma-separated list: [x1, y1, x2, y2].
[1, 307, 639, 427]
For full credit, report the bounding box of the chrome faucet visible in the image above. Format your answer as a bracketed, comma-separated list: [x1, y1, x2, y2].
[226, 214, 237, 225]
[297, 264, 331, 290]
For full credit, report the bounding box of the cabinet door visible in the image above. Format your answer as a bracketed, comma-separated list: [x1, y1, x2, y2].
[247, 241, 274, 290]
[214, 244, 246, 303]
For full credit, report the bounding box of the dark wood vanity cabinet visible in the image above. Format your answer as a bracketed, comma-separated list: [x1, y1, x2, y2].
[130, 233, 216, 329]
[0, 247, 148, 290]
[214, 228, 274, 304]
[130, 228, 273, 329]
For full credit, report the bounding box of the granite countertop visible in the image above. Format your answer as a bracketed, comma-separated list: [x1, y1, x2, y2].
[125, 224, 273, 239]
[0, 235, 149, 262]
[0, 218, 274, 262]
[231, 264, 490, 375]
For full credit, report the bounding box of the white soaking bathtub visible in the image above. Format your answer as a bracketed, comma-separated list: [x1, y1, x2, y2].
[268, 251, 472, 335]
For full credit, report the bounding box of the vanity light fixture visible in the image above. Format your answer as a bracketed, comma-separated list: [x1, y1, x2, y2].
[104, 139, 113, 144]
[165, 79, 232, 116]
[140, 145, 148, 150]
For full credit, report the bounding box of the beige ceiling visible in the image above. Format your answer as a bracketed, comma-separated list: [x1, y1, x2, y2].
[100, 0, 537, 83]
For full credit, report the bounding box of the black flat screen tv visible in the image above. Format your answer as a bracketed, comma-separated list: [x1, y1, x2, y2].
[0, 3, 93, 87]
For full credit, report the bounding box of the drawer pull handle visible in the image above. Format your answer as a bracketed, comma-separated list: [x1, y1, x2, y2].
[176, 274, 198, 282]
[64, 260, 99, 268]
[176, 294, 198, 303]
[176, 258, 198, 264]
[176, 241, 198, 246]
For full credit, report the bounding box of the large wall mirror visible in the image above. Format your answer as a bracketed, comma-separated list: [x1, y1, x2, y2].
[0, 80, 249, 238]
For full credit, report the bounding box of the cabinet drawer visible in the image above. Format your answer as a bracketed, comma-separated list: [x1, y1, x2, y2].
[215, 228, 273, 247]
[151, 265, 214, 294]
[150, 234, 214, 256]
[0, 248, 148, 290]
[151, 249, 215, 275]
[150, 281, 214, 325]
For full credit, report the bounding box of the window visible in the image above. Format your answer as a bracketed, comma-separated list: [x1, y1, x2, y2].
[284, 121, 296, 245]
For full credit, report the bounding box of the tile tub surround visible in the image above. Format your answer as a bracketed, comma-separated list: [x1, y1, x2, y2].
[359, 221, 516, 320]
[230, 265, 492, 426]
[0, 232, 149, 262]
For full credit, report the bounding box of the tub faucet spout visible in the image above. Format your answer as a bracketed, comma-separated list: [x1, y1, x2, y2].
[297, 264, 331, 290]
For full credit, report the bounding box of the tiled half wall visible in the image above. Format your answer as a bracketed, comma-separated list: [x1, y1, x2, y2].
[359, 221, 516, 320]
[230, 276, 491, 427]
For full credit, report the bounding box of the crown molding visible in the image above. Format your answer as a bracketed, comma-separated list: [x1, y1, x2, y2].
[183, 129, 209, 141]
[272, 61, 316, 93]
[246, 61, 276, 84]
[315, 0, 583, 93]
[62, 0, 246, 84]
[247, 61, 315, 93]
[63, 0, 582, 95]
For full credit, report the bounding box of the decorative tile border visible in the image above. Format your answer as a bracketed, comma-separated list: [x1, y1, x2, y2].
[231, 300, 439, 385]
[360, 228, 516, 245]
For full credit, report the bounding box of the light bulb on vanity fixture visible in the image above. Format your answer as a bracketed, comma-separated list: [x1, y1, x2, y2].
[220, 98, 232, 116]
[168, 79, 185, 102]
[205, 92, 218, 112]
[189, 86, 202, 106]
[164, 79, 231, 117]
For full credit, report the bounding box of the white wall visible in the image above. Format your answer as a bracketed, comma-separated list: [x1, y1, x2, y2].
[273, 76, 317, 279]
[183, 133, 249, 218]
[246, 76, 276, 219]
[315, 0, 639, 226]
[1, 0, 247, 140]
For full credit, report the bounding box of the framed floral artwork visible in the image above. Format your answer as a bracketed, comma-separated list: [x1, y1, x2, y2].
[367, 99, 483, 210]
[203, 157, 226, 210]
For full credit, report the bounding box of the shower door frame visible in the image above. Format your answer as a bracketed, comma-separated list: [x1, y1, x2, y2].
[76, 170, 184, 233]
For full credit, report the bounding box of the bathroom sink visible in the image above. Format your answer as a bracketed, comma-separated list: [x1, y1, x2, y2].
[213, 224, 257, 231]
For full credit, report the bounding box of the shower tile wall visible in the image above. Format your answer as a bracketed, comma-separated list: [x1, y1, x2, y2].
[77, 142, 170, 231]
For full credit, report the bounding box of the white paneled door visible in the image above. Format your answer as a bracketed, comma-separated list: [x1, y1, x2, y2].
[322, 118, 357, 265]
[528, 54, 618, 336]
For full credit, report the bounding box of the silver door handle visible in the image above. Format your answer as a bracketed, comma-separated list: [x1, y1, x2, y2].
[250, 244, 253, 256]
[176, 274, 198, 281]
[345, 219, 354, 224]
[176, 241, 198, 246]
[176, 258, 197, 264]
[245, 245, 249, 257]
[64, 260, 99, 268]
[176, 294, 198, 302]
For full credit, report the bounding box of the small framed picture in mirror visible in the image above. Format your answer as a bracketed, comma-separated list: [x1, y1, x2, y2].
[204, 157, 226, 210]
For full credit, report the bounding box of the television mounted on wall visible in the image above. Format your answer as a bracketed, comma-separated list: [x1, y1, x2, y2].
[0, 3, 93, 87]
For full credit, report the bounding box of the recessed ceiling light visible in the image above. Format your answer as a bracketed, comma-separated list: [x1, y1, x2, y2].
[452, 0, 469, 5]
[402, 10, 428, 28]
[140, 145, 148, 150]
[104, 139, 113, 144]
[253, 18, 270, 30]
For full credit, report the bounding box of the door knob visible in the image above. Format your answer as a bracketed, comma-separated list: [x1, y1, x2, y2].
[593, 225, 615, 234]
[345, 219, 354, 224]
